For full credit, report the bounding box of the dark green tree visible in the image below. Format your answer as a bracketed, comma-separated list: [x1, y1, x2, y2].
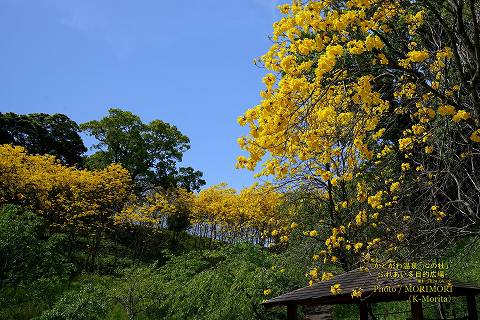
[0, 112, 87, 166]
[176, 166, 206, 192]
[81, 108, 205, 193]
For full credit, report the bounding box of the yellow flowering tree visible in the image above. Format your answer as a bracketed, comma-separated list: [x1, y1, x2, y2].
[237, 0, 480, 280]
[114, 192, 175, 227]
[192, 183, 238, 241]
[192, 183, 290, 245]
[0, 144, 131, 228]
[0, 144, 132, 267]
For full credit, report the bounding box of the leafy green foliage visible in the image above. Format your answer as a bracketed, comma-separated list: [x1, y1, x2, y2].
[0, 112, 87, 166]
[35, 278, 110, 320]
[0, 205, 72, 286]
[109, 263, 163, 320]
[0, 205, 73, 320]
[37, 243, 302, 320]
[176, 166, 206, 192]
[147, 243, 296, 320]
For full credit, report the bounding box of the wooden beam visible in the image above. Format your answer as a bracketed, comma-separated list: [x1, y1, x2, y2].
[359, 302, 368, 320]
[467, 294, 478, 320]
[411, 301, 423, 320]
[287, 303, 297, 320]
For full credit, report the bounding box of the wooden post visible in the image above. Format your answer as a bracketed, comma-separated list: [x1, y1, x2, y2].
[411, 301, 423, 320]
[466, 295, 478, 320]
[359, 301, 368, 320]
[287, 303, 297, 320]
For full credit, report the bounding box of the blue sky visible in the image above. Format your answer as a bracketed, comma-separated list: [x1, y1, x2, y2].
[0, 0, 282, 190]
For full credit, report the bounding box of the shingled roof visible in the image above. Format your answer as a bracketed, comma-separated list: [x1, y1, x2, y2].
[263, 268, 480, 307]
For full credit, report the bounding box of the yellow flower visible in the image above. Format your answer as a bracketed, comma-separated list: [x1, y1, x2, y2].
[351, 288, 363, 298]
[331, 177, 338, 186]
[330, 283, 342, 295]
[355, 210, 368, 225]
[390, 182, 400, 193]
[354, 242, 363, 252]
[401, 163, 411, 171]
[237, 116, 247, 126]
[397, 233, 405, 241]
[398, 137, 413, 151]
[435, 211, 446, 221]
[365, 35, 384, 50]
[470, 129, 480, 142]
[263, 289, 272, 296]
[452, 110, 470, 122]
[290, 222, 298, 229]
[322, 272, 334, 281]
[437, 105, 456, 116]
[367, 191, 384, 209]
[411, 124, 425, 135]
[309, 230, 319, 237]
[278, 4, 290, 14]
[407, 50, 429, 62]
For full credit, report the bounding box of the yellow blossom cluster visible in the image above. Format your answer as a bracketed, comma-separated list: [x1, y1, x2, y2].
[192, 183, 289, 244]
[114, 187, 194, 227]
[0, 144, 131, 230]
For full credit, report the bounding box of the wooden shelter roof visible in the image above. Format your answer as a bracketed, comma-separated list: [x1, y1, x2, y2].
[263, 268, 480, 308]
